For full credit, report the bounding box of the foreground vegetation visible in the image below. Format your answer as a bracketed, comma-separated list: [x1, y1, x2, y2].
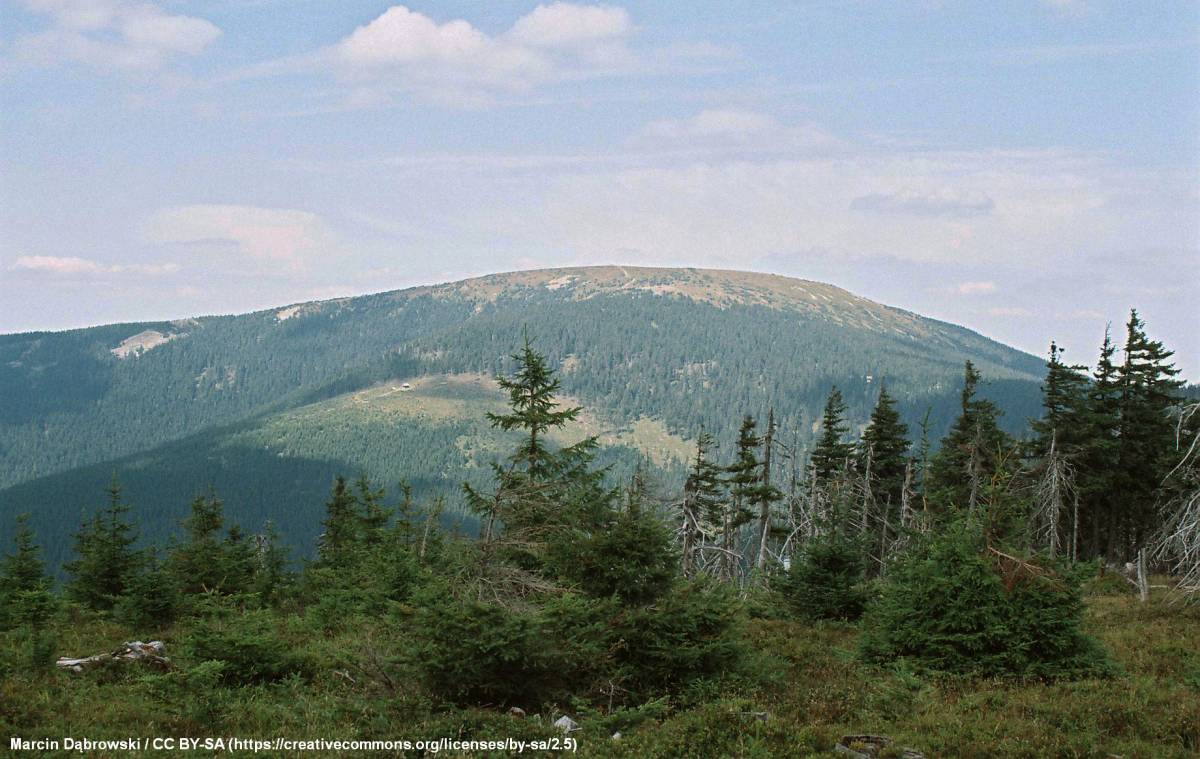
[1, 587, 1196, 757]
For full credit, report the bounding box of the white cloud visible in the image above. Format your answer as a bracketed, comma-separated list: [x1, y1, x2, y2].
[338, 6, 494, 67]
[228, 4, 725, 106]
[14, 0, 220, 71]
[954, 281, 997, 295]
[317, 4, 700, 104]
[507, 3, 632, 48]
[12, 255, 179, 275]
[140, 205, 334, 265]
[12, 255, 104, 274]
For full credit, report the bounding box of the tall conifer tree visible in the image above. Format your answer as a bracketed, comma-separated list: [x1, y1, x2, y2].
[859, 385, 910, 513]
[680, 431, 725, 578]
[858, 385, 910, 558]
[810, 387, 853, 484]
[488, 332, 582, 480]
[1, 514, 47, 599]
[926, 362, 1010, 512]
[317, 475, 360, 568]
[65, 476, 142, 610]
[1114, 310, 1184, 555]
[1077, 327, 1122, 559]
[721, 416, 762, 579]
[1029, 341, 1090, 460]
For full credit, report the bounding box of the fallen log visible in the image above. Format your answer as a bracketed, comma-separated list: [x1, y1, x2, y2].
[835, 735, 926, 759]
[57, 641, 170, 673]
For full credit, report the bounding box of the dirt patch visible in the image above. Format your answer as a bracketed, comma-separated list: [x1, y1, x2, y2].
[111, 330, 180, 358]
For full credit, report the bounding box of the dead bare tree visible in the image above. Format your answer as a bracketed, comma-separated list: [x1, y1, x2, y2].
[1030, 431, 1078, 559]
[1152, 403, 1200, 602]
[754, 409, 779, 571]
[877, 460, 921, 570]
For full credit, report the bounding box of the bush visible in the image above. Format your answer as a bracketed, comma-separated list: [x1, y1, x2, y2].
[1, 588, 58, 631]
[20, 629, 57, 672]
[557, 506, 678, 605]
[410, 589, 552, 707]
[1083, 564, 1134, 597]
[114, 561, 178, 631]
[612, 579, 745, 698]
[859, 521, 1112, 678]
[183, 605, 309, 686]
[777, 532, 868, 621]
[412, 579, 745, 709]
[300, 548, 420, 631]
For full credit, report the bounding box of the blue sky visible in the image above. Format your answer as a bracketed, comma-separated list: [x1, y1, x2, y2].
[2, 1, 1197, 377]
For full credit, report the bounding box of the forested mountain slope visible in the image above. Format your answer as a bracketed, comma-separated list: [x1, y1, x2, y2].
[0, 266, 1044, 564]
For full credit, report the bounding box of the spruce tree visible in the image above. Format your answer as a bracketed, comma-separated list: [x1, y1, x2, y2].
[1027, 342, 1089, 559]
[721, 416, 763, 579]
[167, 491, 252, 596]
[317, 475, 361, 568]
[680, 430, 725, 578]
[115, 552, 177, 629]
[488, 332, 582, 480]
[810, 387, 853, 484]
[858, 385, 911, 518]
[65, 476, 142, 611]
[1077, 327, 1121, 559]
[222, 524, 257, 595]
[1029, 341, 1090, 460]
[1, 514, 47, 598]
[1114, 310, 1184, 556]
[567, 469, 677, 604]
[251, 521, 292, 603]
[465, 335, 615, 594]
[926, 362, 1011, 512]
[857, 385, 910, 564]
[753, 409, 784, 570]
[0, 513, 52, 629]
[355, 474, 390, 544]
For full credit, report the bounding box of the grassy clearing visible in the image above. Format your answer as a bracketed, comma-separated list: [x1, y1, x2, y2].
[255, 373, 695, 467]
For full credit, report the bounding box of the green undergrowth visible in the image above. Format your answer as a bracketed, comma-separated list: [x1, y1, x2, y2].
[1, 590, 1196, 758]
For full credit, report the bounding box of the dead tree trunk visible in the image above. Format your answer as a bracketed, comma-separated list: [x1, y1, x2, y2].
[1136, 547, 1149, 603]
[57, 641, 169, 672]
[755, 408, 776, 571]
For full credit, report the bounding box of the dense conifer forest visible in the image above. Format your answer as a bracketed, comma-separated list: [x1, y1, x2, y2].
[2, 311, 1197, 757]
[1, 267, 1049, 571]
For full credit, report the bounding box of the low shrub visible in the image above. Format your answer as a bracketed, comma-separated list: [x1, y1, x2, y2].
[612, 579, 744, 698]
[859, 520, 1112, 678]
[183, 605, 310, 686]
[777, 532, 868, 621]
[410, 589, 552, 707]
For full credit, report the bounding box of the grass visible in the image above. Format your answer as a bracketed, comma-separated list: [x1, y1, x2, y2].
[600, 588, 1200, 758]
[2, 588, 1196, 758]
[253, 372, 695, 467]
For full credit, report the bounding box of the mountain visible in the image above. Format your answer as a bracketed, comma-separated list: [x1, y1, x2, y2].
[0, 266, 1045, 568]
